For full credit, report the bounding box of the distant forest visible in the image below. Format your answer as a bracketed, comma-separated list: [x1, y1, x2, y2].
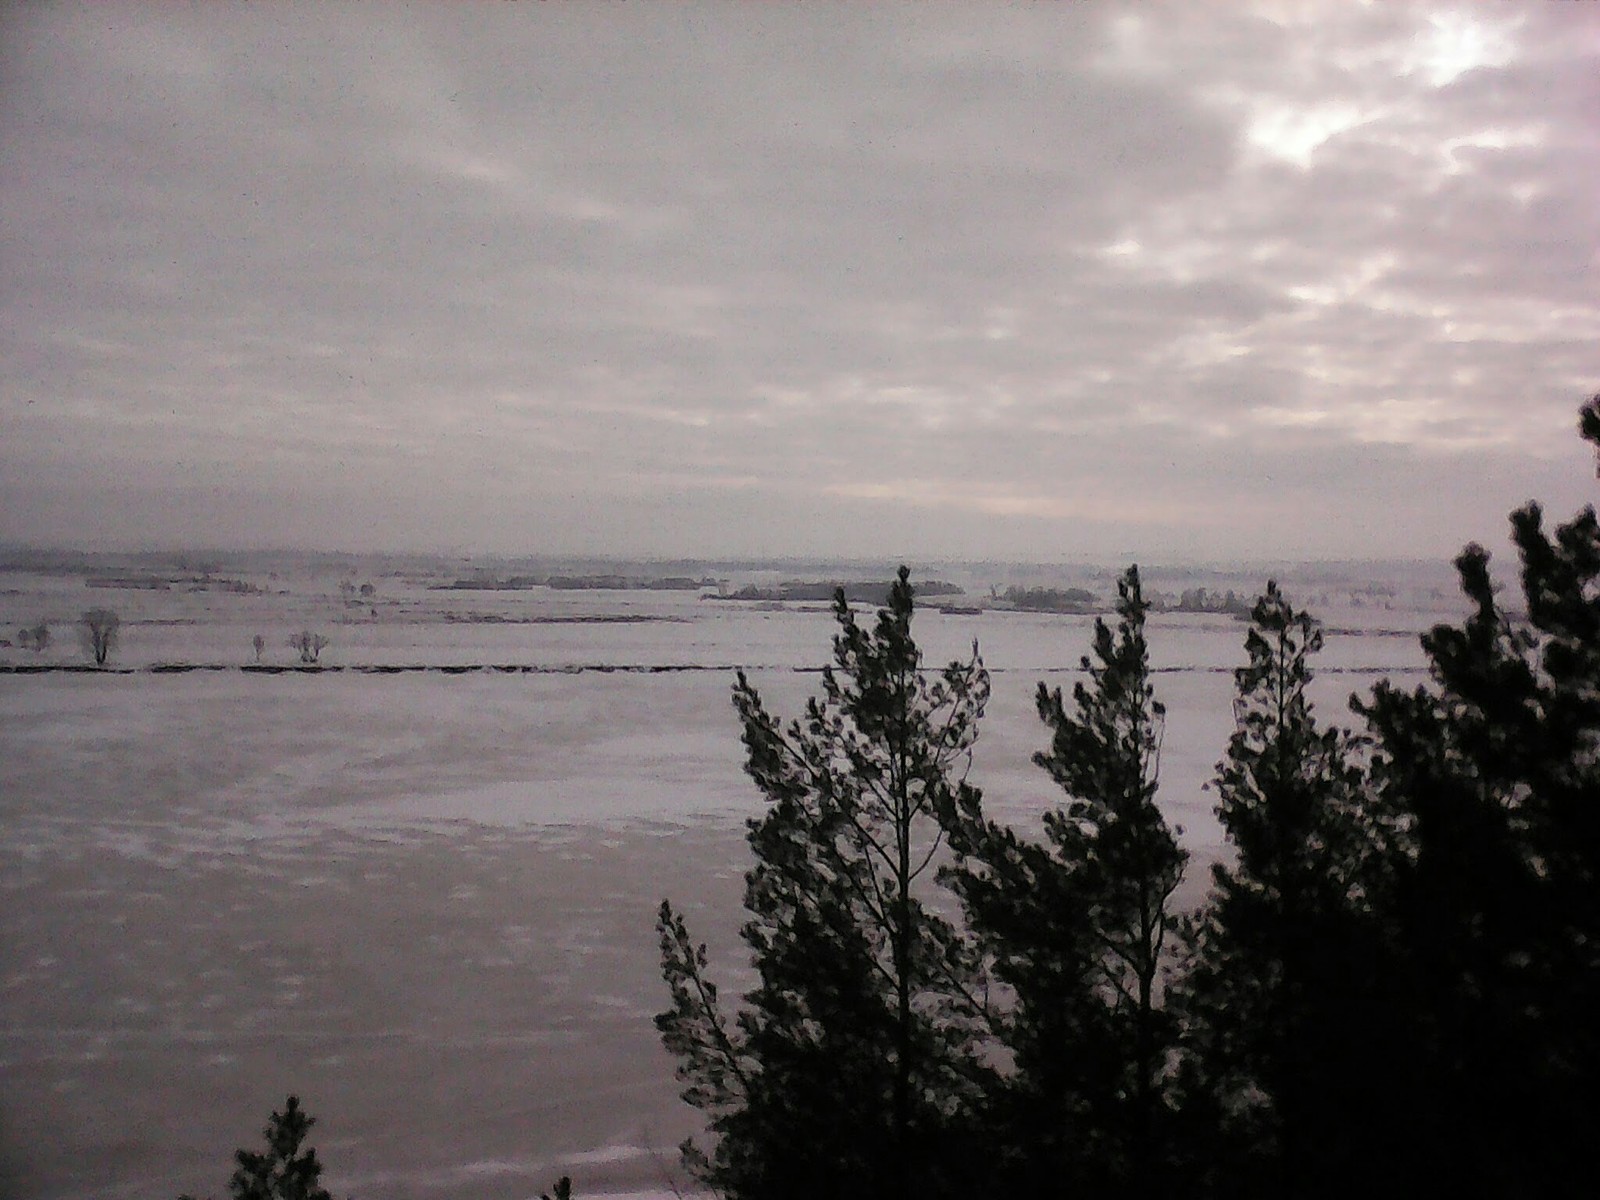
[436, 573, 714, 591]
[711, 579, 964, 604]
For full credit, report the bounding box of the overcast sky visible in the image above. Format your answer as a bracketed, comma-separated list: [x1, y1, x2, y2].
[3, 2, 1598, 564]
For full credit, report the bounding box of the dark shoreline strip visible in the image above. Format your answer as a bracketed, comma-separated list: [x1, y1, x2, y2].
[0, 662, 1431, 677]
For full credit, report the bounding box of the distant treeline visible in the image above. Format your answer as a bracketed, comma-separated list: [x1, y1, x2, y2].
[1001, 585, 1099, 612]
[84, 574, 265, 594]
[1164, 586, 1252, 615]
[435, 574, 714, 591]
[712, 579, 964, 604]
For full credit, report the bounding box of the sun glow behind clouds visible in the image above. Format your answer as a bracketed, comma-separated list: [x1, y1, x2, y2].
[1407, 11, 1518, 86]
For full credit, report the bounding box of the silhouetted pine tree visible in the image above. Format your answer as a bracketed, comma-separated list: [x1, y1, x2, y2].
[227, 1097, 332, 1200]
[1358, 397, 1600, 1193]
[657, 567, 994, 1200]
[179, 1096, 333, 1200]
[948, 565, 1186, 1192]
[1177, 583, 1401, 1197]
[943, 767, 1123, 1192]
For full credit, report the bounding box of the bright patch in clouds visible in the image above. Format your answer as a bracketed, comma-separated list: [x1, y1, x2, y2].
[1248, 103, 1371, 167]
[1256, 406, 1331, 430]
[825, 479, 1208, 527]
[1439, 125, 1546, 175]
[1408, 11, 1518, 86]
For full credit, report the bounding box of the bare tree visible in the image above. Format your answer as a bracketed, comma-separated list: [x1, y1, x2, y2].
[18, 622, 50, 652]
[80, 609, 120, 666]
[288, 630, 329, 664]
[252, 633, 265, 663]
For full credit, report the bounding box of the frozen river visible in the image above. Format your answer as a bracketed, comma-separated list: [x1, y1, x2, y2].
[0, 563, 1449, 1198]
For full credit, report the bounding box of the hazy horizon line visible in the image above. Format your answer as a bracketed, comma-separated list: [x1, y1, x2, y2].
[0, 540, 1469, 576]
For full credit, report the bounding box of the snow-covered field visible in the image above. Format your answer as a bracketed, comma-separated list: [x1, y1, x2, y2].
[0, 558, 1452, 1199]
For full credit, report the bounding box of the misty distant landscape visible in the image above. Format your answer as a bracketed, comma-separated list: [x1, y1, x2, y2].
[1, 549, 1452, 1197]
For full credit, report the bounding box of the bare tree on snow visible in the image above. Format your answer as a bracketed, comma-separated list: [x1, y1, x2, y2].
[80, 609, 120, 666]
[289, 630, 329, 664]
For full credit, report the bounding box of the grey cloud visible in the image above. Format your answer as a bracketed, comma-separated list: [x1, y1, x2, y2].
[2, 2, 1597, 560]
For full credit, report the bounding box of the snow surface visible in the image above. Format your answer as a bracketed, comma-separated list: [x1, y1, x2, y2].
[0, 561, 1450, 1199]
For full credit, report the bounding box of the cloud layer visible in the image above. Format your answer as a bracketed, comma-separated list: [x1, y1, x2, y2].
[3, 2, 1598, 561]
